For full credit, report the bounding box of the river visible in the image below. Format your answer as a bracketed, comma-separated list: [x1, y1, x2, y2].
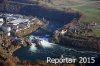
[9, 0, 100, 62]
[13, 35, 100, 61]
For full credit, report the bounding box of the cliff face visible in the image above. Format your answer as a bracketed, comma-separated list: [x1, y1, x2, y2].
[49, 18, 100, 50]
[49, 19, 80, 43]
[57, 35, 100, 50]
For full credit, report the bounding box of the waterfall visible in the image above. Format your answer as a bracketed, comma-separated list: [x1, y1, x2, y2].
[29, 35, 53, 52]
[39, 38, 53, 48]
[13, 35, 100, 61]
[29, 43, 37, 52]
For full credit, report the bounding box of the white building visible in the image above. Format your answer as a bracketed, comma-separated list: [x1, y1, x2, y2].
[6, 32, 11, 36]
[2, 25, 11, 36]
[2, 25, 11, 32]
[0, 14, 39, 36]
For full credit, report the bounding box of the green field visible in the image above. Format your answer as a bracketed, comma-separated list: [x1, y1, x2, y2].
[50, 0, 100, 23]
[73, 1, 100, 23]
[93, 29, 100, 37]
[33, 0, 100, 23]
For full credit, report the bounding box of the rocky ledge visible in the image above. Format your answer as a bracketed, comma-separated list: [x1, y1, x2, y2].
[49, 18, 100, 51]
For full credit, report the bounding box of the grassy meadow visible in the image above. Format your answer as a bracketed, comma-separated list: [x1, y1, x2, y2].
[50, 0, 100, 23]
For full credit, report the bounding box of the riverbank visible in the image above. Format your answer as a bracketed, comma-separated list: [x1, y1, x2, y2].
[49, 19, 100, 50]
[0, 1, 100, 66]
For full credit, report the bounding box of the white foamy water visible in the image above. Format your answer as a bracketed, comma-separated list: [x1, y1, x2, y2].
[29, 43, 37, 52]
[36, 36, 53, 48]
[13, 35, 100, 60]
[29, 35, 53, 52]
[28, 35, 100, 55]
